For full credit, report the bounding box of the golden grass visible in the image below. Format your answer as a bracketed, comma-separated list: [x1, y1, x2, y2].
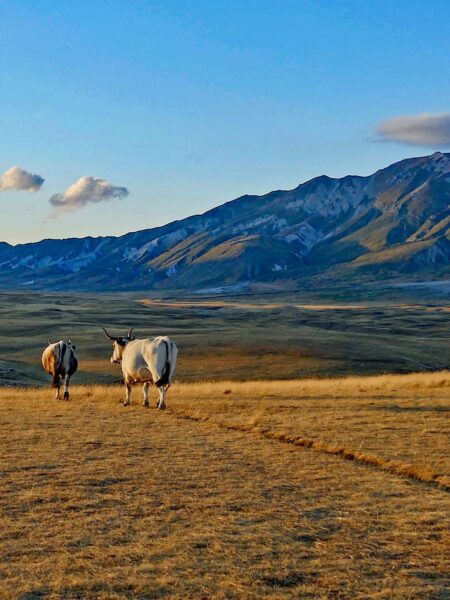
[0, 372, 449, 598]
[139, 297, 449, 312]
[138, 298, 284, 310]
[294, 303, 370, 310]
[173, 369, 450, 395]
[169, 371, 450, 490]
[138, 298, 416, 312]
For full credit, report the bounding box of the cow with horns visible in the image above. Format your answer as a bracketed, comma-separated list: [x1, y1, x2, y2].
[42, 339, 78, 400]
[102, 328, 178, 409]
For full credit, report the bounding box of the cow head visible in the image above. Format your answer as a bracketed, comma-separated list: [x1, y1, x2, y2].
[102, 328, 135, 364]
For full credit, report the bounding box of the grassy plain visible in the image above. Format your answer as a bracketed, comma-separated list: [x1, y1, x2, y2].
[0, 286, 449, 387]
[0, 374, 449, 598]
[0, 289, 449, 597]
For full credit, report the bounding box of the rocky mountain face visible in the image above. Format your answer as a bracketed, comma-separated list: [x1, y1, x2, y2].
[1, 152, 449, 291]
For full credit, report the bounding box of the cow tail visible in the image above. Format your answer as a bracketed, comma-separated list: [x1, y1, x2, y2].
[51, 343, 65, 387]
[59, 343, 66, 373]
[169, 340, 177, 382]
[69, 350, 78, 377]
[155, 340, 170, 387]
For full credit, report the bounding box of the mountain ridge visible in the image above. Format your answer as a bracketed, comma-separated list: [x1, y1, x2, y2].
[1, 152, 449, 291]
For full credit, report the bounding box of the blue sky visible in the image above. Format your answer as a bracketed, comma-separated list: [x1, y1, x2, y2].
[1, 0, 449, 244]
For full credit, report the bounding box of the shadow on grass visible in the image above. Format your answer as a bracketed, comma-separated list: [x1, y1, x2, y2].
[369, 404, 449, 413]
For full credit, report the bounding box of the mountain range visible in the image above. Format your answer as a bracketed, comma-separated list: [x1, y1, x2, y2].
[1, 152, 449, 292]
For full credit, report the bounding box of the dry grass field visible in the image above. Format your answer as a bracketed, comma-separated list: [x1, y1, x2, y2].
[1, 372, 449, 598]
[1, 290, 449, 597]
[171, 372, 450, 490]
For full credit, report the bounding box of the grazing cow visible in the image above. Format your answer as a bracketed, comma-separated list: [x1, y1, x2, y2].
[42, 339, 78, 400]
[103, 328, 178, 409]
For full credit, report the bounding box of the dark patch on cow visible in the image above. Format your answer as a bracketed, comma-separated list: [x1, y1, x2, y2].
[59, 343, 66, 372]
[155, 340, 170, 387]
[68, 351, 78, 377]
[51, 343, 65, 388]
[45, 342, 78, 391]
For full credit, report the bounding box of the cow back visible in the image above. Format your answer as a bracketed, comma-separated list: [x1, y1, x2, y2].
[42, 341, 78, 377]
[122, 336, 177, 385]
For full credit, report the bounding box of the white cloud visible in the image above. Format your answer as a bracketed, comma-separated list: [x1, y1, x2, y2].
[49, 176, 129, 214]
[376, 113, 450, 147]
[0, 166, 44, 192]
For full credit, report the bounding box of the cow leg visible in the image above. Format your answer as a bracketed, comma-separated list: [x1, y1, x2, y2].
[53, 373, 61, 400]
[157, 385, 166, 410]
[142, 382, 150, 407]
[123, 380, 132, 406]
[63, 376, 70, 401]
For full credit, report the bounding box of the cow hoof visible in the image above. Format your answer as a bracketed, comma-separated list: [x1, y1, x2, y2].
[159, 404, 166, 410]
[63, 393, 69, 401]
[122, 402, 130, 407]
[143, 403, 150, 408]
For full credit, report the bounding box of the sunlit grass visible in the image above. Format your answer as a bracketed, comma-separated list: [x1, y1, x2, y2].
[0, 372, 448, 597]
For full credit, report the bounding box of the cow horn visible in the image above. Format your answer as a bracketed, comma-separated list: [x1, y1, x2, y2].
[102, 327, 116, 340]
[127, 328, 134, 339]
[48, 339, 52, 346]
[67, 337, 72, 345]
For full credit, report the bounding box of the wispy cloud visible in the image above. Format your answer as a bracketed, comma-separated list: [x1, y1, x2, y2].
[376, 113, 450, 147]
[0, 166, 44, 192]
[49, 176, 129, 214]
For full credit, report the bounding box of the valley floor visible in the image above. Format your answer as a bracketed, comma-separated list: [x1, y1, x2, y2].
[1, 288, 450, 387]
[0, 373, 448, 598]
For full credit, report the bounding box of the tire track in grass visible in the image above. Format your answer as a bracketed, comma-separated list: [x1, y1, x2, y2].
[168, 409, 450, 492]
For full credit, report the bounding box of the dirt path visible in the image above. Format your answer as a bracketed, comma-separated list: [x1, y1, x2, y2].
[0, 393, 448, 598]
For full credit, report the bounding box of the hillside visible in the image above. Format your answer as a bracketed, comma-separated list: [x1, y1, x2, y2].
[1, 152, 449, 291]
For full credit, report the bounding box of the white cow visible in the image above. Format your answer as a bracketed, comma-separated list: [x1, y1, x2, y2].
[103, 328, 178, 408]
[42, 339, 78, 400]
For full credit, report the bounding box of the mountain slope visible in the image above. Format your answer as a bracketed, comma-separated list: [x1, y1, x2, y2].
[1, 152, 449, 291]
